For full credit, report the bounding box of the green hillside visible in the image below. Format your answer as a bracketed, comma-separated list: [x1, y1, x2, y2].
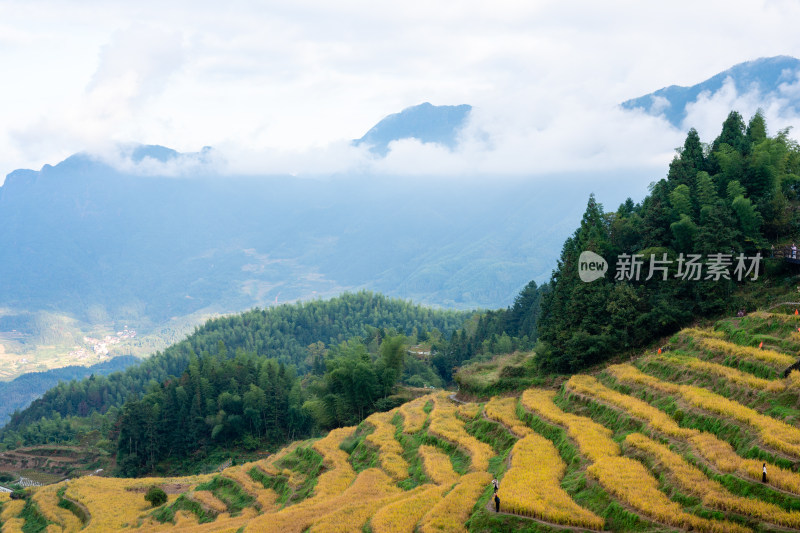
[0, 292, 471, 474]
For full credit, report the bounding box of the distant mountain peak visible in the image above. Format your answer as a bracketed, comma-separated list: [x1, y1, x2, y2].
[130, 145, 180, 163]
[354, 102, 472, 156]
[4, 144, 215, 184]
[621, 56, 800, 128]
[51, 144, 181, 171]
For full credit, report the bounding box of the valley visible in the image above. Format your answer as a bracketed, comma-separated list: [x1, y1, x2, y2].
[0, 310, 213, 382]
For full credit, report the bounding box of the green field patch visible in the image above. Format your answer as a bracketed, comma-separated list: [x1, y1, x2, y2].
[152, 493, 217, 524]
[18, 499, 51, 533]
[195, 476, 254, 515]
[340, 422, 380, 473]
[274, 445, 325, 505]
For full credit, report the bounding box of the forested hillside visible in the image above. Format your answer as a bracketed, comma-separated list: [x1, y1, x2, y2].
[429, 280, 549, 383]
[411, 109, 800, 392]
[114, 333, 412, 475]
[536, 110, 799, 372]
[0, 293, 470, 460]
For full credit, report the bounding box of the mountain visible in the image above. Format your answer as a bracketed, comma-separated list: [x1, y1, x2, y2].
[353, 102, 472, 155]
[0, 144, 638, 371]
[0, 153, 578, 320]
[621, 56, 800, 127]
[0, 101, 649, 379]
[0, 355, 137, 425]
[130, 144, 179, 162]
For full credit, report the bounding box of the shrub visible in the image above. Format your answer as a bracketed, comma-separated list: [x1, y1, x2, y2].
[500, 364, 527, 378]
[145, 485, 168, 507]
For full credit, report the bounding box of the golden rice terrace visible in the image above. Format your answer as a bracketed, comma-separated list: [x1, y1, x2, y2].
[4, 311, 800, 532]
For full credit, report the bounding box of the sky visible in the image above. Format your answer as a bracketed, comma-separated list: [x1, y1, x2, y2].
[3, 0, 800, 181]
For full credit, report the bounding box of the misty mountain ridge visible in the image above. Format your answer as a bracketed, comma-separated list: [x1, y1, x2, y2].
[0, 100, 643, 382]
[0, 140, 639, 334]
[621, 55, 800, 127]
[353, 102, 472, 156]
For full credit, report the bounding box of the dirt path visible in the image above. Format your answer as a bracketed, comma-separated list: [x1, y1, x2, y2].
[62, 495, 91, 527]
[448, 393, 467, 404]
[126, 483, 191, 494]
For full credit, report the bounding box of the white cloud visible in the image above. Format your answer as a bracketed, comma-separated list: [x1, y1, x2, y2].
[87, 25, 185, 114]
[650, 96, 671, 116]
[87, 144, 217, 177]
[683, 76, 800, 142]
[3, 0, 800, 182]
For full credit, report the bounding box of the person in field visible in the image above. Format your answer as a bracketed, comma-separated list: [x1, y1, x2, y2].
[763, 463, 767, 483]
[494, 493, 500, 512]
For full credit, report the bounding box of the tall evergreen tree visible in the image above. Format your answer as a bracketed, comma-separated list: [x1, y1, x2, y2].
[714, 110, 748, 153]
[682, 127, 706, 171]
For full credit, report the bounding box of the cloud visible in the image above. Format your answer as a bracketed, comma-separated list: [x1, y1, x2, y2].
[90, 144, 219, 177]
[142, 102, 679, 181]
[38, 83, 800, 183]
[86, 25, 186, 114]
[3, 22, 187, 180]
[683, 76, 800, 141]
[200, 92, 684, 179]
[4, 0, 800, 183]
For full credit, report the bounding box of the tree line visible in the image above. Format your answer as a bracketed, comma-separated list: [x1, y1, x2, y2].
[116, 332, 411, 475]
[429, 280, 549, 382]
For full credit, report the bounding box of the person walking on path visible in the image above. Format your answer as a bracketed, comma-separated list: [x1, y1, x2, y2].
[494, 494, 500, 512]
[763, 463, 767, 483]
[491, 478, 499, 493]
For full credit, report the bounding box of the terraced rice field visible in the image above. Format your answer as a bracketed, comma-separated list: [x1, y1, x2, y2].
[3, 311, 800, 531]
